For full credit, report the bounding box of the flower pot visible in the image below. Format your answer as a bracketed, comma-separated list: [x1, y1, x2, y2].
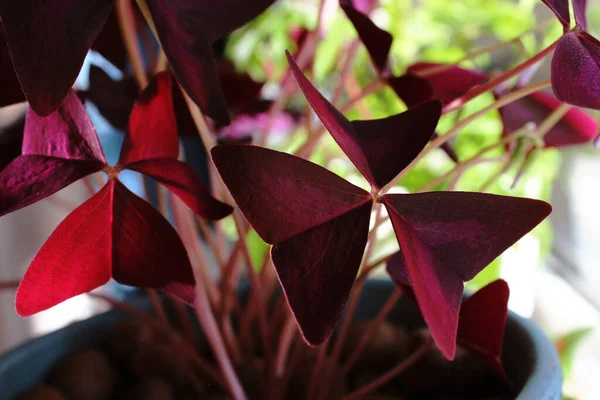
[0, 279, 562, 399]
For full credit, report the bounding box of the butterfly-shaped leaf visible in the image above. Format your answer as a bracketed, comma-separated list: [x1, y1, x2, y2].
[0, 0, 114, 116]
[383, 191, 551, 359]
[541, 0, 570, 29]
[0, 90, 107, 217]
[551, 32, 600, 110]
[498, 90, 598, 148]
[212, 144, 372, 344]
[146, 0, 275, 125]
[573, 0, 588, 30]
[286, 51, 442, 190]
[386, 74, 434, 108]
[16, 180, 195, 316]
[339, 0, 392, 72]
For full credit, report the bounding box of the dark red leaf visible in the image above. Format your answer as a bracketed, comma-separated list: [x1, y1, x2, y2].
[499, 90, 598, 148]
[541, 0, 570, 28]
[0, 0, 114, 116]
[0, 22, 25, 107]
[212, 144, 373, 344]
[91, 9, 130, 70]
[272, 201, 371, 344]
[111, 180, 195, 304]
[125, 158, 232, 220]
[83, 66, 138, 131]
[287, 51, 442, 189]
[551, 32, 600, 110]
[119, 72, 179, 165]
[0, 155, 102, 217]
[383, 192, 551, 359]
[146, 0, 275, 125]
[23, 90, 107, 164]
[217, 59, 265, 115]
[406, 63, 487, 106]
[212, 144, 371, 243]
[458, 279, 510, 380]
[386, 74, 434, 108]
[339, 0, 392, 72]
[16, 179, 196, 315]
[573, 0, 588, 30]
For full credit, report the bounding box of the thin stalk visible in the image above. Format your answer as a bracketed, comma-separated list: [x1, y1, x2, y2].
[116, 0, 148, 88]
[275, 314, 297, 377]
[340, 287, 403, 374]
[380, 79, 552, 194]
[147, 289, 168, 322]
[342, 336, 433, 400]
[306, 344, 329, 400]
[442, 40, 558, 114]
[0, 280, 19, 290]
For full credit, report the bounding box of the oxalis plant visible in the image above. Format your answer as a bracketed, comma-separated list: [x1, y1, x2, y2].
[0, 0, 597, 398]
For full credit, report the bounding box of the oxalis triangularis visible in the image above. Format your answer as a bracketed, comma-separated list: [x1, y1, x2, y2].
[0, 0, 598, 398]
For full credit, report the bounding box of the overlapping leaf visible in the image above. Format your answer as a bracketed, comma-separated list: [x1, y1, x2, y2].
[383, 192, 551, 359]
[542, 0, 570, 29]
[16, 180, 195, 316]
[286, 51, 442, 190]
[498, 90, 598, 148]
[0, 0, 114, 116]
[146, 0, 275, 125]
[6, 72, 233, 315]
[0, 23, 25, 108]
[212, 144, 372, 344]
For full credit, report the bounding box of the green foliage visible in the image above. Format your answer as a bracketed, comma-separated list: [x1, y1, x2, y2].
[556, 328, 594, 380]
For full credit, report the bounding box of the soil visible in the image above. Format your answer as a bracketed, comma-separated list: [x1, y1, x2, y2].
[14, 319, 513, 400]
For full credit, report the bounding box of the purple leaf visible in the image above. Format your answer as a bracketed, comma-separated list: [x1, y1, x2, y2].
[499, 90, 598, 148]
[551, 32, 600, 109]
[119, 72, 179, 165]
[23, 90, 107, 164]
[0, 155, 102, 217]
[383, 192, 551, 359]
[287, 51, 442, 189]
[211, 144, 373, 344]
[406, 63, 487, 106]
[541, 0, 570, 29]
[125, 158, 233, 220]
[91, 9, 131, 70]
[146, 0, 275, 125]
[16, 179, 196, 316]
[0, 22, 25, 107]
[339, 0, 392, 72]
[0, 0, 114, 116]
[386, 74, 434, 108]
[458, 279, 510, 381]
[573, 0, 588, 30]
[272, 201, 371, 344]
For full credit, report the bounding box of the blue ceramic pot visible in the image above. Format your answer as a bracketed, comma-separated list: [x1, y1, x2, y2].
[0, 279, 562, 399]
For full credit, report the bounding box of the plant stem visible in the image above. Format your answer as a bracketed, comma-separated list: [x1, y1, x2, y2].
[116, 0, 148, 88]
[442, 39, 558, 114]
[340, 287, 403, 374]
[0, 280, 19, 290]
[275, 314, 297, 377]
[380, 79, 551, 194]
[342, 336, 433, 400]
[147, 289, 168, 322]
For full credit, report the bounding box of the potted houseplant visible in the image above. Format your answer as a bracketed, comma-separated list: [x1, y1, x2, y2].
[0, 0, 594, 398]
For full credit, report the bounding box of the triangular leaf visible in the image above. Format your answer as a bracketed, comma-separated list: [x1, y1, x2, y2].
[0, 0, 113, 116]
[146, 0, 275, 125]
[541, 0, 570, 28]
[383, 192, 551, 358]
[499, 90, 598, 148]
[125, 158, 232, 220]
[286, 51, 442, 189]
[458, 279, 510, 380]
[405, 63, 487, 106]
[551, 32, 600, 109]
[386, 74, 434, 108]
[339, 0, 392, 72]
[272, 201, 372, 345]
[23, 90, 107, 164]
[573, 0, 588, 30]
[16, 179, 196, 315]
[0, 155, 102, 217]
[119, 72, 179, 165]
[0, 22, 25, 107]
[211, 144, 371, 244]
